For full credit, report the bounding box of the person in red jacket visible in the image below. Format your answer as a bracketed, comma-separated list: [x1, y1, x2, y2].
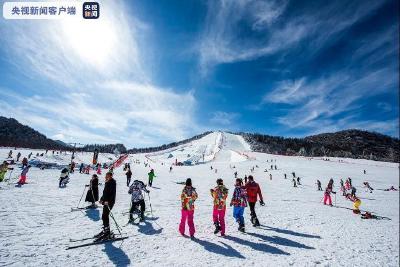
[244, 175, 265, 227]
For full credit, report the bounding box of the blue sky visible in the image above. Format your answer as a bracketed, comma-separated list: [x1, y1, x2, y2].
[0, 0, 398, 147]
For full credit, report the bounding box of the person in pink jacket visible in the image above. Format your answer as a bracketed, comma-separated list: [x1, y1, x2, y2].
[179, 178, 198, 238]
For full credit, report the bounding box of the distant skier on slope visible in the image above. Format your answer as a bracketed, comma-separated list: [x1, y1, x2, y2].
[85, 174, 99, 208]
[316, 180, 322, 191]
[179, 178, 198, 238]
[16, 152, 21, 162]
[126, 168, 132, 187]
[323, 180, 336, 206]
[22, 157, 28, 168]
[17, 165, 31, 185]
[244, 175, 265, 227]
[230, 178, 247, 232]
[128, 179, 149, 222]
[95, 172, 116, 241]
[79, 163, 84, 173]
[148, 169, 156, 187]
[210, 178, 228, 236]
[363, 182, 374, 193]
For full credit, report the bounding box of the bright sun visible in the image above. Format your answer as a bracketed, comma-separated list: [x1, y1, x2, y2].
[60, 17, 117, 68]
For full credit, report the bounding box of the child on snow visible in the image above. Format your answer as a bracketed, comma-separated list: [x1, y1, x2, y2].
[17, 165, 31, 185]
[59, 167, 70, 187]
[230, 178, 247, 232]
[363, 182, 374, 193]
[323, 180, 336, 206]
[210, 178, 228, 236]
[345, 193, 361, 213]
[148, 169, 156, 187]
[128, 179, 150, 222]
[0, 161, 9, 182]
[179, 178, 198, 238]
[316, 180, 322, 191]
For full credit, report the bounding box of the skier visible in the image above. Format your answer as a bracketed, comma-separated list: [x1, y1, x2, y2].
[59, 167, 70, 187]
[148, 169, 156, 187]
[85, 174, 99, 207]
[323, 180, 336, 206]
[17, 165, 31, 185]
[0, 161, 9, 182]
[230, 178, 247, 232]
[96, 163, 102, 175]
[234, 171, 238, 178]
[128, 179, 149, 222]
[345, 179, 351, 190]
[22, 157, 28, 168]
[363, 170, 366, 174]
[297, 177, 301, 185]
[363, 182, 374, 193]
[244, 175, 248, 184]
[284, 173, 287, 179]
[28, 152, 32, 159]
[79, 163, 84, 174]
[16, 152, 21, 162]
[126, 168, 132, 187]
[293, 178, 297, 187]
[179, 178, 198, 238]
[269, 173, 272, 180]
[7, 150, 12, 158]
[317, 180, 322, 191]
[351, 186, 357, 197]
[244, 175, 265, 227]
[169, 166, 173, 172]
[348, 177, 352, 187]
[210, 178, 228, 236]
[292, 172, 296, 178]
[70, 162, 76, 173]
[96, 172, 116, 240]
[345, 193, 361, 214]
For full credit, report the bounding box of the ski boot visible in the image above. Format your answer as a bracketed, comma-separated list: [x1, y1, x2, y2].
[253, 217, 260, 227]
[238, 223, 245, 233]
[94, 227, 111, 241]
[214, 222, 221, 234]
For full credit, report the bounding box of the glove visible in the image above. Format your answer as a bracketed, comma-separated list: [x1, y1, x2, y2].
[260, 200, 265, 206]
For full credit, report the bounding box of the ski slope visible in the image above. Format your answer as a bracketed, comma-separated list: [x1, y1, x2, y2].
[0, 133, 399, 267]
[147, 131, 252, 165]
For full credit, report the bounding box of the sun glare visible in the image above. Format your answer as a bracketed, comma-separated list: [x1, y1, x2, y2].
[61, 18, 117, 68]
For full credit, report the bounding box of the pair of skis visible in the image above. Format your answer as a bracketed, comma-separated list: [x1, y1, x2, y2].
[67, 234, 128, 250]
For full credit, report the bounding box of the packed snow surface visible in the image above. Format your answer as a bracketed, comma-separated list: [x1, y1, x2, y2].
[0, 132, 398, 267]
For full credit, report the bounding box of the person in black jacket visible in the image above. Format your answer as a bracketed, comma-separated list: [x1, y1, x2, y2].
[96, 172, 116, 239]
[126, 168, 132, 187]
[85, 174, 99, 207]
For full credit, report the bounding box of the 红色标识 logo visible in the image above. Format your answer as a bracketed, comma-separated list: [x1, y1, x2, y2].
[83, 2, 99, 19]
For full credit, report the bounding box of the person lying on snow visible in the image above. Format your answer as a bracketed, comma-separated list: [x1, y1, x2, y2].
[363, 182, 374, 193]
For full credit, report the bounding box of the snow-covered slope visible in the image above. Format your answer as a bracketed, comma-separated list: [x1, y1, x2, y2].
[147, 132, 253, 165]
[0, 145, 398, 266]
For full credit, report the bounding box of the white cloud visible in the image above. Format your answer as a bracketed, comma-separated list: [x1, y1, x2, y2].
[0, 1, 199, 147]
[197, 0, 386, 74]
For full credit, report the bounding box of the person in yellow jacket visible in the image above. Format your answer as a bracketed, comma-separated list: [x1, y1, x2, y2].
[210, 178, 228, 236]
[179, 178, 198, 238]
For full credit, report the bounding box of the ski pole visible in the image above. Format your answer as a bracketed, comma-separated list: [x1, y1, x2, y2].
[76, 186, 87, 208]
[147, 192, 154, 217]
[334, 193, 336, 206]
[107, 204, 123, 236]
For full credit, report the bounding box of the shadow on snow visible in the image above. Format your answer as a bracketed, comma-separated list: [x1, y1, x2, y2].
[103, 242, 131, 267]
[224, 235, 290, 255]
[246, 232, 315, 249]
[260, 225, 321, 239]
[85, 208, 100, 221]
[192, 238, 245, 258]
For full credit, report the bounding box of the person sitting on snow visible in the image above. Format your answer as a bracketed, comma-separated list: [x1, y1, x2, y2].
[59, 167, 70, 187]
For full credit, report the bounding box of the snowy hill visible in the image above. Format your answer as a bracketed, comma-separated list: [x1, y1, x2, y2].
[0, 139, 399, 266]
[146, 132, 253, 165]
